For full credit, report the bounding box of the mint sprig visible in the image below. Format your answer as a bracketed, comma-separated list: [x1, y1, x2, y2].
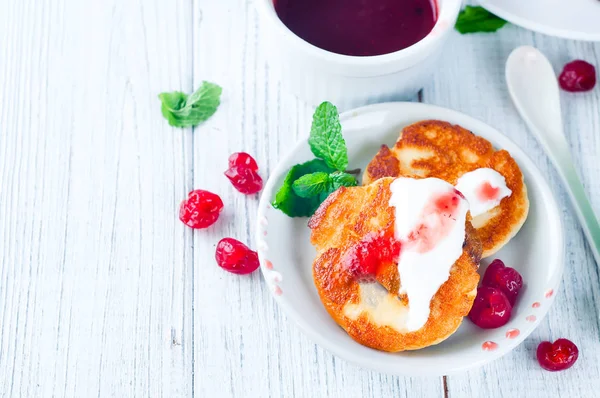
[159, 81, 222, 127]
[272, 160, 335, 217]
[292, 171, 358, 199]
[272, 102, 359, 218]
[330, 171, 358, 190]
[455, 6, 508, 34]
[308, 102, 348, 171]
[292, 172, 332, 198]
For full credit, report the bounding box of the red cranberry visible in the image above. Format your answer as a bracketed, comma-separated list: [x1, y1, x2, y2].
[375, 236, 402, 264]
[215, 238, 260, 275]
[351, 240, 379, 280]
[481, 259, 523, 305]
[559, 60, 596, 92]
[225, 152, 263, 195]
[224, 166, 263, 194]
[468, 286, 512, 329]
[346, 234, 401, 281]
[228, 152, 259, 171]
[179, 190, 224, 229]
[537, 339, 579, 372]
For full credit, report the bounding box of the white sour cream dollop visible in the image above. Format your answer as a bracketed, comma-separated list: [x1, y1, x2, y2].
[389, 177, 469, 331]
[455, 168, 512, 217]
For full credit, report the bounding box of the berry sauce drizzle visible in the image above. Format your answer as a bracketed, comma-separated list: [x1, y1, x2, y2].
[346, 187, 464, 281]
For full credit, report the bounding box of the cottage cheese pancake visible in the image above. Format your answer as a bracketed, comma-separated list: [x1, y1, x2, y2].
[309, 177, 482, 352]
[363, 120, 529, 258]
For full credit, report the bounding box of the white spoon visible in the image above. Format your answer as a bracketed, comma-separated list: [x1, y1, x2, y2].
[506, 45, 600, 266]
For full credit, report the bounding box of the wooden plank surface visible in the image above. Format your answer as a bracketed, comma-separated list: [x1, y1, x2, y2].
[190, 2, 440, 397]
[1, 0, 599, 396]
[0, 0, 194, 396]
[423, 25, 600, 397]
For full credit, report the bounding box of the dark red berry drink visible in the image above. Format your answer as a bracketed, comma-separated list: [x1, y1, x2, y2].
[274, 0, 437, 56]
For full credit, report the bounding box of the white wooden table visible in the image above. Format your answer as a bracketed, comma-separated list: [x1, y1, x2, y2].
[2, 0, 600, 397]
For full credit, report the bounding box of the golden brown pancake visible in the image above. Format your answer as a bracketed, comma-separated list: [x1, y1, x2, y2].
[363, 120, 529, 258]
[309, 178, 482, 352]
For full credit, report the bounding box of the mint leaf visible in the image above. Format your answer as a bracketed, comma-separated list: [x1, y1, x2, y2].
[292, 172, 332, 198]
[275, 167, 359, 217]
[272, 159, 334, 217]
[159, 81, 222, 127]
[455, 6, 508, 34]
[272, 102, 359, 218]
[292, 171, 358, 199]
[185, 81, 222, 113]
[159, 92, 187, 110]
[330, 171, 358, 190]
[308, 102, 348, 171]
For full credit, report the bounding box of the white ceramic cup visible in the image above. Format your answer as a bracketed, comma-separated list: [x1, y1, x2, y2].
[256, 0, 462, 110]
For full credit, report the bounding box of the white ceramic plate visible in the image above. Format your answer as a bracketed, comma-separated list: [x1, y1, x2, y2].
[479, 0, 600, 41]
[256, 102, 564, 376]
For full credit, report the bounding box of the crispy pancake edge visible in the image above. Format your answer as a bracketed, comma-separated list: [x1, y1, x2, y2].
[310, 178, 482, 352]
[363, 120, 529, 258]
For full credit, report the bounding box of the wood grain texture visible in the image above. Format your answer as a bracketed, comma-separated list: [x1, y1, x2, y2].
[191, 1, 439, 396]
[423, 23, 600, 398]
[1, 0, 600, 396]
[0, 0, 194, 396]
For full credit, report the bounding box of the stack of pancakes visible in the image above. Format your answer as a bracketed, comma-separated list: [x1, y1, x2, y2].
[309, 121, 529, 352]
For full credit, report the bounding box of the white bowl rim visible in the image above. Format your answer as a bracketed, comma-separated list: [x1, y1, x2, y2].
[256, 102, 565, 376]
[478, 0, 600, 42]
[255, 0, 463, 71]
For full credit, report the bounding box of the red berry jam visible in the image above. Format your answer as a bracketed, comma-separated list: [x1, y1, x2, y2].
[345, 233, 401, 281]
[407, 189, 463, 253]
[537, 339, 579, 372]
[274, 0, 437, 57]
[468, 286, 512, 329]
[559, 60, 597, 92]
[215, 238, 260, 275]
[179, 190, 224, 229]
[481, 259, 523, 305]
[228, 152, 259, 171]
[477, 182, 500, 202]
[225, 152, 263, 195]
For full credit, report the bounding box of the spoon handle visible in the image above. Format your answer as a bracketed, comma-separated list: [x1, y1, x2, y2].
[547, 144, 600, 265]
